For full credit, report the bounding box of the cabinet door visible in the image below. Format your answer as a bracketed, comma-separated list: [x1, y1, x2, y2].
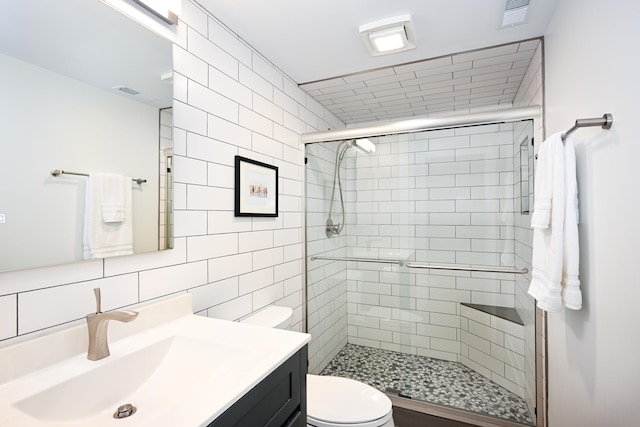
[208, 346, 307, 427]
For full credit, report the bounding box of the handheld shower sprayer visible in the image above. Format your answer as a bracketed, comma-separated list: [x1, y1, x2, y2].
[326, 139, 375, 238]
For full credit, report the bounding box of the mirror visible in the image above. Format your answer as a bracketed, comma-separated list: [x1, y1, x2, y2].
[519, 135, 533, 214]
[0, 0, 173, 272]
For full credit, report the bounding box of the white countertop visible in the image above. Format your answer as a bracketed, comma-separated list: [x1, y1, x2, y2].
[0, 294, 310, 426]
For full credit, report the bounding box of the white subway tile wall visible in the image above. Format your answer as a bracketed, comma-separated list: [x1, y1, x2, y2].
[0, 0, 343, 345]
[305, 124, 519, 366]
[460, 305, 526, 398]
[305, 141, 349, 373]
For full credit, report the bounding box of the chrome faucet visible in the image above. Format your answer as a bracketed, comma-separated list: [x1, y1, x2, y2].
[86, 288, 138, 361]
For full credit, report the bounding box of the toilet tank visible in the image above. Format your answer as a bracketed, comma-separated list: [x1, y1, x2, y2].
[240, 306, 293, 329]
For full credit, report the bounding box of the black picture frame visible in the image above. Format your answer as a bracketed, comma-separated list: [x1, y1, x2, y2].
[234, 156, 279, 217]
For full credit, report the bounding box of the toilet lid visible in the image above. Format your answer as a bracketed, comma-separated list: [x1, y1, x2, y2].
[307, 375, 392, 425]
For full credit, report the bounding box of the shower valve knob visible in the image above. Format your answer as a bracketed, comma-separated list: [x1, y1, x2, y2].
[325, 219, 341, 237]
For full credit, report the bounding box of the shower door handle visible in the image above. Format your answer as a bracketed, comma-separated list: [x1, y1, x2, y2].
[405, 262, 528, 274]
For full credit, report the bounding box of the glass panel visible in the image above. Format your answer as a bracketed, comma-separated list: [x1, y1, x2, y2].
[305, 120, 536, 425]
[519, 134, 534, 214]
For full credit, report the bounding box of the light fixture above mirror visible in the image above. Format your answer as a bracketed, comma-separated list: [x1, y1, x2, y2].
[133, 0, 182, 25]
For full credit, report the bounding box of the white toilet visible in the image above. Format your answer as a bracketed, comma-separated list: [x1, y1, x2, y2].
[241, 306, 395, 427]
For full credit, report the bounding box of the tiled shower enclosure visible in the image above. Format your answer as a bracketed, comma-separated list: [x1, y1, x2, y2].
[305, 121, 536, 424]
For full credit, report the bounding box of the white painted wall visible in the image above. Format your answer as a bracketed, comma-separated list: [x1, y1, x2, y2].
[544, 1, 640, 425]
[0, 52, 159, 271]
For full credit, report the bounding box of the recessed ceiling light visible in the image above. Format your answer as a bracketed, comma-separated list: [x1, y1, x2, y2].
[359, 14, 417, 56]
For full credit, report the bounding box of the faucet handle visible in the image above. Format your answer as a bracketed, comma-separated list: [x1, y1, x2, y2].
[93, 288, 102, 314]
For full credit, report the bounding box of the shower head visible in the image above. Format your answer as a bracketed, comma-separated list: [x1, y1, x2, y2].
[326, 138, 376, 238]
[349, 138, 376, 154]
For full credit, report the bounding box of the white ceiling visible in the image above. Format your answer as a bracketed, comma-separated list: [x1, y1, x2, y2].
[195, 0, 559, 84]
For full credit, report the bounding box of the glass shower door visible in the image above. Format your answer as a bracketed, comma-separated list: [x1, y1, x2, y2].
[304, 120, 537, 425]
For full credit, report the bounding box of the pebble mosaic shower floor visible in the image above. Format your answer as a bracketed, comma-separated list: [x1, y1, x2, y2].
[320, 343, 534, 425]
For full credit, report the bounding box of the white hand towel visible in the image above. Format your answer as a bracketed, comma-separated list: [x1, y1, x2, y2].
[561, 136, 582, 309]
[528, 132, 565, 312]
[530, 137, 552, 229]
[83, 173, 133, 260]
[98, 173, 126, 223]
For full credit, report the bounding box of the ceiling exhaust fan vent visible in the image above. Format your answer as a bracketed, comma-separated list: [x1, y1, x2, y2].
[502, 0, 530, 27]
[113, 86, 141, 96]
[505, 0, 530, 11]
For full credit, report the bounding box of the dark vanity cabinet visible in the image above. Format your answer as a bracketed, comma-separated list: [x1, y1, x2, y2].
[208, 345, 307, 427]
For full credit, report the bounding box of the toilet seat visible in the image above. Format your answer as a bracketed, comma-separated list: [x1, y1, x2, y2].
[307, 412, 393, 427]
[306, 375, 393, 427]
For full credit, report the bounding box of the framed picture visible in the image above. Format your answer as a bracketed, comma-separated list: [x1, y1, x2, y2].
[234, 155, 279, 217]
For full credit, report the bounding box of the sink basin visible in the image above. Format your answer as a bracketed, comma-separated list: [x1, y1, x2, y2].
[14, 335, 252, 422]
[0, 294, 310, 427]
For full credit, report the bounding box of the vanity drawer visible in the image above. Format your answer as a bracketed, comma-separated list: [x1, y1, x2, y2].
[208, 345, 307, 427]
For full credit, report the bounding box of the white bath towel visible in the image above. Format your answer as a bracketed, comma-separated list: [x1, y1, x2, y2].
[83, 173, 133, 259]
[98, 173, 126, 223]
[528, 132, 566, 312]
[561, 136, 582, 309]
[530, 135, 553, 229]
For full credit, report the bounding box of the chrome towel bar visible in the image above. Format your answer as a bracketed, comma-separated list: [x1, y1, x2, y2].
[51, 169, 147, 185]
[309, 256, 528, 274]
[404, 262, 528, 275]
[561, 113, 613, 142]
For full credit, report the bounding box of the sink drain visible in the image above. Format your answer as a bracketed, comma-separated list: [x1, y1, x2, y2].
[113, 403, 137, 419]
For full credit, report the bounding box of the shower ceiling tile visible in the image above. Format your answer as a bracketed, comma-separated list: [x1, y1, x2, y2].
[517, 42, 540, 54]
[321, 81, 368, 94]
[354, 81, 405, 95]
[409, 72, 456, 86]
[415, 61, 473, 78]
[299, 40, 539, 124]
[366, 71, 419, 87]
[343, 67, 397, 83]
[455, 62, 514, 78]
[314, 90, 359, 102]
[473, 50, 535, 68]
[452, 43, 520, 64]
[394, 55, 453, 73]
